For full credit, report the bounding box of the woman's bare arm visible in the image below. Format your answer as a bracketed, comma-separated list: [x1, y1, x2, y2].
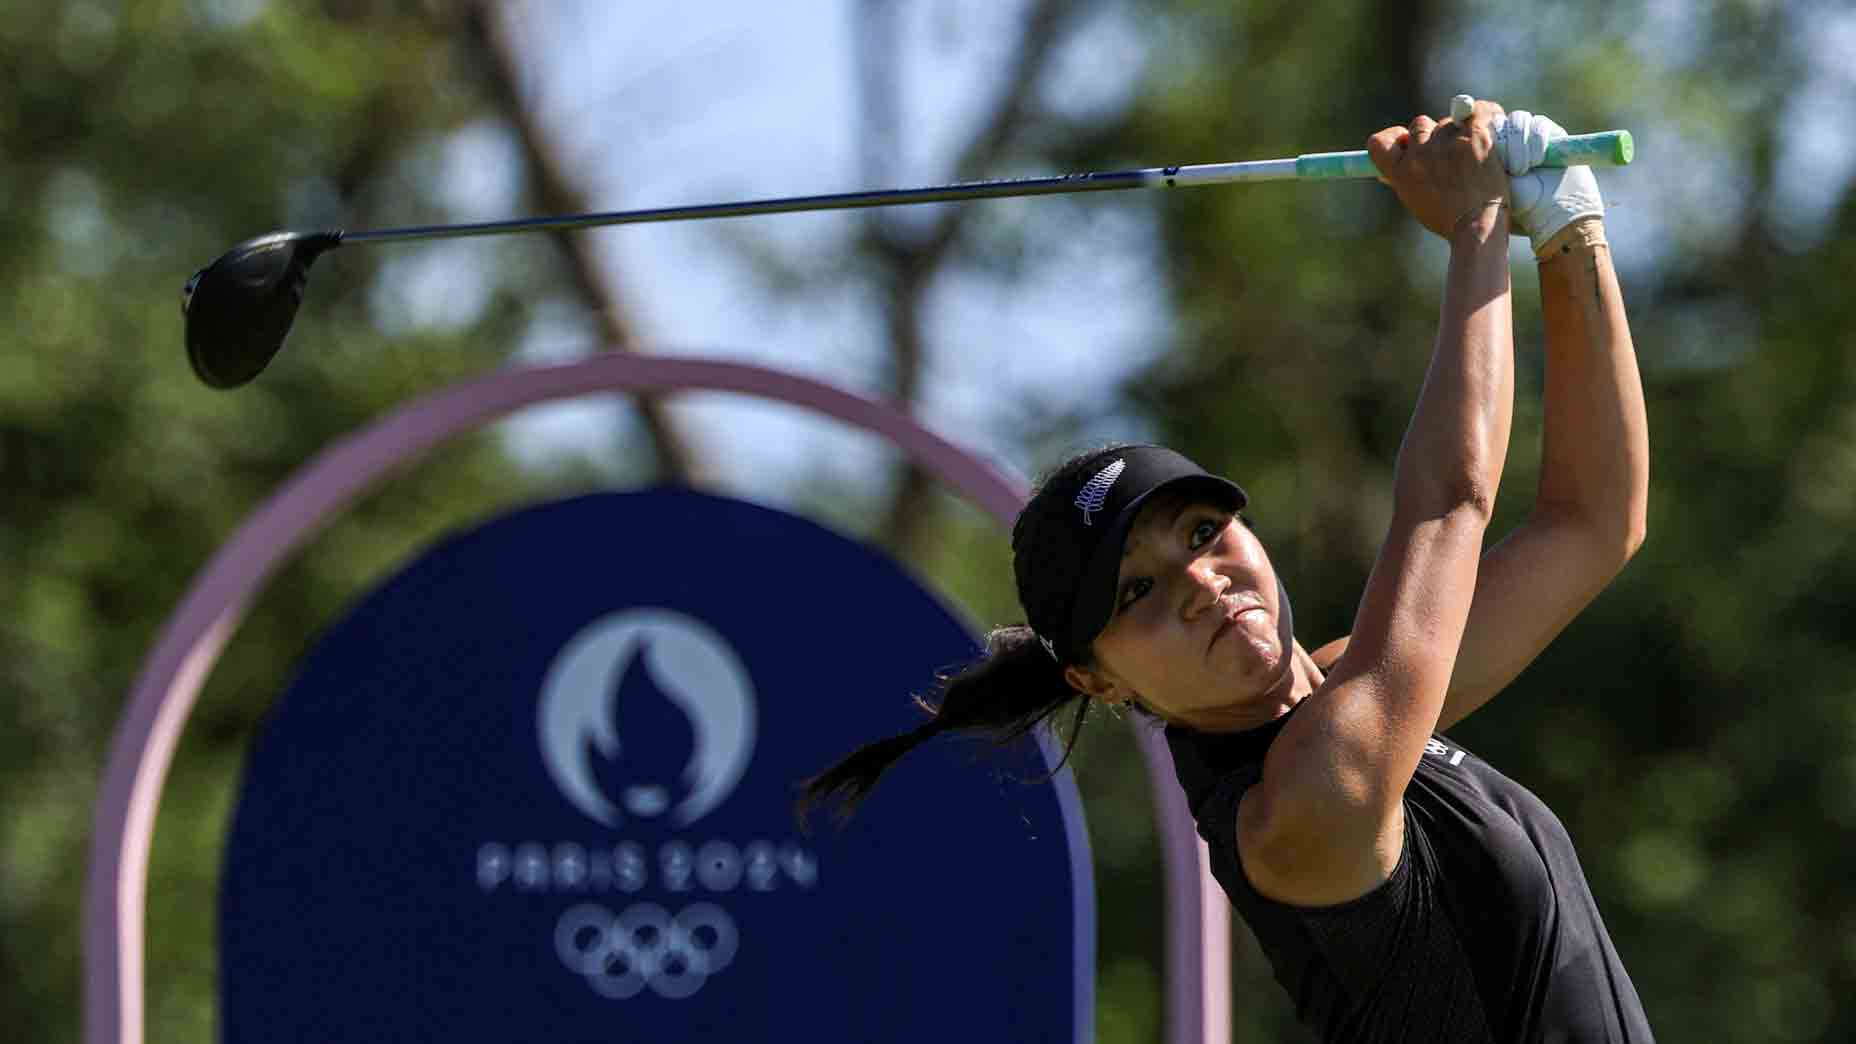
[1240, 107, 1516, 905]
[1431, 220, 1647, 727]
[1308, 221, 1649, 733]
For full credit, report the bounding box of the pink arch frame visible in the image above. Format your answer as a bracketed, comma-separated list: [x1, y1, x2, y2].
[82, 354, 1228, 1044]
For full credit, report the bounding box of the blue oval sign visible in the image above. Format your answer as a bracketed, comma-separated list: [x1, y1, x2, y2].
[220, 487, 1093, 1041]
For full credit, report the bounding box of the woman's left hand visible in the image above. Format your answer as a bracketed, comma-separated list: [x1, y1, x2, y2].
[1365, 100, 1510, 239]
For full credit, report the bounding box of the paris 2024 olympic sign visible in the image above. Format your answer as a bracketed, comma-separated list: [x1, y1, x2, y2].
[217, 488, 1092, 1041]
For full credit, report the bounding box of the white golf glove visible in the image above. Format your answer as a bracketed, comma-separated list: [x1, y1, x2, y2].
[1495, 110, 1605, 256]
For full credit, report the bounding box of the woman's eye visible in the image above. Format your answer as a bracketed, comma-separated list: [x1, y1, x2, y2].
[1118, 577, 1152, 612]
[1190, 519, 1221, 548]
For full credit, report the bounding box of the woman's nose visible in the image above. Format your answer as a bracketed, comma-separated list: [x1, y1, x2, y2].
[1183, 561, 1227, 617]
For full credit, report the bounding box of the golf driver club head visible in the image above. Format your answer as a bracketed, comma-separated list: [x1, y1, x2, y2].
[182, 231, 341, 389]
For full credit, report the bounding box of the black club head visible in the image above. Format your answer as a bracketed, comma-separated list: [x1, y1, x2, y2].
[182, 231, 341, 389]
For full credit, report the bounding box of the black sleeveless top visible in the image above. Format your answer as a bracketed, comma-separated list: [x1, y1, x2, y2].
[1166, 703, 1655, 1043]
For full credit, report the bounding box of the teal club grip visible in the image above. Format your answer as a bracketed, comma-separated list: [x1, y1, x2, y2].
[1545, 130, 1634, 167]
[1293, 129, 1634, 180]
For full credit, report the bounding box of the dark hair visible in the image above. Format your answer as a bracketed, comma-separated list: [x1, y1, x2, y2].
[795, 624, 1096, 828]
[795, 444, 1151, 828]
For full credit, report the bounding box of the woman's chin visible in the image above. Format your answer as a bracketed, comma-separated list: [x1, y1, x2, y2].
[1232, 634, 1296, 696]
[1227, 621, 1284, 676]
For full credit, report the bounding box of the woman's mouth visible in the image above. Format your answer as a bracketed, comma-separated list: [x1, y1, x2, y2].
[1209, 602, 1264, 653]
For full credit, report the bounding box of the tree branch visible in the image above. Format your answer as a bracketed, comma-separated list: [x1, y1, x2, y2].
[463, 1, 706, 484]
[872, 0, 1075, 556]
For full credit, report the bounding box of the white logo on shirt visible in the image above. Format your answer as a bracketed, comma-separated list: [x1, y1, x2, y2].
[1425, 738, 1468, 766]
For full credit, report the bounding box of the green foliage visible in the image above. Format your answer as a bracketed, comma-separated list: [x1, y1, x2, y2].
[0, 3, 600, 1041]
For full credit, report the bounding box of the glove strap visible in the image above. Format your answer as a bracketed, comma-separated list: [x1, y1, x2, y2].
[1534, 216, 1607, 261]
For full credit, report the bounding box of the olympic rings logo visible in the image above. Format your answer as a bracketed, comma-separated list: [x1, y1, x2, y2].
[554, 902, 739, 1000]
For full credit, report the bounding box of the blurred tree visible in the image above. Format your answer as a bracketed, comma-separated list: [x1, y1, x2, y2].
[0, 2, 632, 1041]
[851, 0, 1082, 559]
[460, 0, 708, 483]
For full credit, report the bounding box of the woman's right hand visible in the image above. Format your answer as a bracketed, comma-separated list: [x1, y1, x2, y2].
[1367, 101, 1511, 239]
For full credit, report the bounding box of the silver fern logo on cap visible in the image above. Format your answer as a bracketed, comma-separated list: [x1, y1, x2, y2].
[1074, 459, 1125, 526]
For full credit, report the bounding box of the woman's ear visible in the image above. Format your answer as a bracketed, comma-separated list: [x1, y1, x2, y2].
[1063, 664, 1133, 705]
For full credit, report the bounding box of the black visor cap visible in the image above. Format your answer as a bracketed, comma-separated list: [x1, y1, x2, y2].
[1067, 471, 1247, 654]
[1007, 445, 1246, 662]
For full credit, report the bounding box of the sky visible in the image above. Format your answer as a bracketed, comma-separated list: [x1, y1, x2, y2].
[369, 0, 1856, 502]
[381, 0, 1166, 500]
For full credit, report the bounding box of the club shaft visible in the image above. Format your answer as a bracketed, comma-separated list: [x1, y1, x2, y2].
[340, 130, 1631, 246]
[344, 166, 1173, 244]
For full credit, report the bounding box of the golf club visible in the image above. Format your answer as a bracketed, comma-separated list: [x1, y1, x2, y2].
[182, 101, 1632, 389]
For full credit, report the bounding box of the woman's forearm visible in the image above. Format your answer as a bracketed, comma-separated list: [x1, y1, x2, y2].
[1393, 203, 1516, 518]
[1533, 219, 1649, 554]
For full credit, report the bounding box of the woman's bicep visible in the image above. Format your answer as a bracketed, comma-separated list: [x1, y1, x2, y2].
[1327, 504, 1488, 758]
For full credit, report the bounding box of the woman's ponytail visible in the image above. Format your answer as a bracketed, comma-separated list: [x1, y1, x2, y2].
[796, 624, 1092, 828]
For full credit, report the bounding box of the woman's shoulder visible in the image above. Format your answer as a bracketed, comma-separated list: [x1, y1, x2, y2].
[1310, 635, 1349, 673]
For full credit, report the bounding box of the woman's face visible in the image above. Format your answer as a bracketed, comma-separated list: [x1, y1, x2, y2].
[1068, 492, 1293, 726]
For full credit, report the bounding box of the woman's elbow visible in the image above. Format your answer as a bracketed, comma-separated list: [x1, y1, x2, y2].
[1621, 507, 1648, 563]
[1612, 485, 1649, 566]
[1593, 505, 1647, 577]
[1394, 473, 1499, 529]
[1545, 490, 1647, 572]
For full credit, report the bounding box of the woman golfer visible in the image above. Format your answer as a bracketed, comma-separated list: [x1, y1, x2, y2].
[804, 100, 1652, 1041]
